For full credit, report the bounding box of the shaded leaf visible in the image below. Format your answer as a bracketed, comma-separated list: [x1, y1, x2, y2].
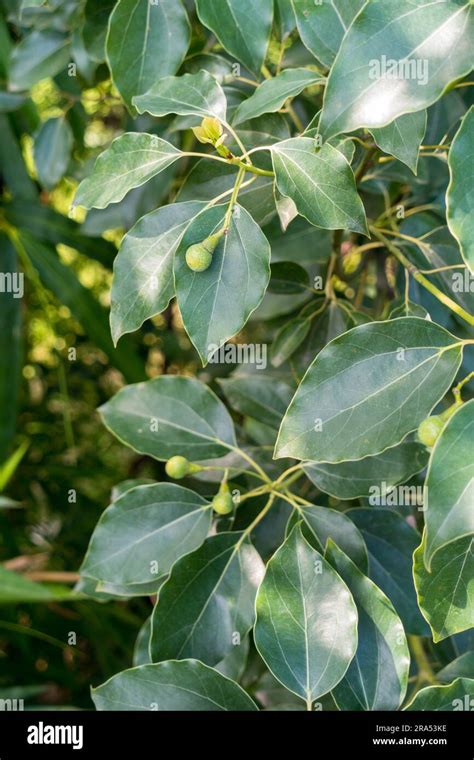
[150, 533, 264, 666]
[106, 0, 190, 110]
[254, 525, 358, 704]
[275, 318, 463, 463]
[99, 375, 237, 461]
[92, 660, 258, 710]
[80, 483, 212, 592]
[447, 105, 474, 273]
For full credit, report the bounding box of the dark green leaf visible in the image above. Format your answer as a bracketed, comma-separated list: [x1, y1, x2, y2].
[150, 532, 264, 666]
[254, 525, 358, 705]
[349, 508, 430, 636]
[196, 0, 273, 75]
[304, 442, 429, 500]
[80, 483, 212, 592]
[424, 400, 474, 570]
[34, 117, 73, 190]
[99, 375, 237, 461]
[275, 318, 463, 463]
[73, 133, 182, 210]
[271, 138, 368, 233]
[447, 105, 474, 273]
[327, 541, 409, 711]
[134, 70, 227, 121]
[371, 111, 427, 174]
[175, 204, 271, 365]
[92, 660, 258, 710]
[405, 678, 474, 711]
[320, 1, 474, 139]
[292, 0, 365, 68]
[233, 69, 322, 126]
[110, 201, 204, 344]
[9, 31, 70, 91]
[414, 532, 474, 642]
[106, 0, 190, 110]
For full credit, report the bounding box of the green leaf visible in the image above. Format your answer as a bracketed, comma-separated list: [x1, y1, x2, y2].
[275, 0, 296, 39]
[326, 541, 409, 711]
[150, 533, 264, 666]
[106, 0, 190, 110]
[320, 1, 474, 140]
[133, 617, 152, 666]
[0, 92, 28, 112]
[82, 0, 115, 63]
[195, 0, 273, 75]
[80, 483, 212, 592]
[370, 111, 427, 174]
[290, 503, 368, 572]
[414, 532, 474, 642]
[254, 525, 358, 705]
[215, 637, 250, 681]
[0, 115, 38, 201]
[268, 262, 310, 294]
[99, 375, 237, 461]
[389, 300, 430, 319]
[9, 31, 70, 91]
[447, 105, 474, 273]
[404, 678, 474, 711]
[134, 70, 227, 121]
[92, 660, 258, 710]
[218, 375, 293, 430]
[175, 204, 271, 365]
[271, 318, 311, 368]
[0, 567, 75, 604]
[233, 69, 323, 126]
[275, 318, 463, 463]
[0, 236, 22, 463]
[177, 160, 276, 227]
[290, 301, 352, 378]
[110, 201, 204, 345]
[304, 442, 429, 500]
[291, 0, 365, 68]
[437, 653, 474, 683]
[271, 138, 368, 234]
[73, 133, 182, 210]
[424, 400, 474, 570]
[348, 509, 430, 637]
[34, 117, 73, 190]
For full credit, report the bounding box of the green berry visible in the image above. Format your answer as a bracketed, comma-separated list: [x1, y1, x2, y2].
[185, 231, 224, 272]
[185, 243, 213, 272]
[417, 416, 444, 447]
[165, 455, 191, 479]
[212, 491, 234, 515]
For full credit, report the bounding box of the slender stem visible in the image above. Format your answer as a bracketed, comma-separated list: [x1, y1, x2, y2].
[418, 264, 466, 274]
[408, 635, 436, 686]
[222, 120, 252, 164]
[236, 493, 276, 547]
[183, 151, 234, 165]
[204, 176, 256, 209]
[452, 371, 474, 403]
[370, 228, 474, 326]
[233, 76, 258, 87]
[273, 463, 304, 486]
[224, 167, 246, 228]
[229, 446, 271, 483]
[230, 159, 274, 176]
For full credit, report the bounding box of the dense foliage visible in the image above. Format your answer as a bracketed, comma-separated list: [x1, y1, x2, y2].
[1, 0, 473, 712]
